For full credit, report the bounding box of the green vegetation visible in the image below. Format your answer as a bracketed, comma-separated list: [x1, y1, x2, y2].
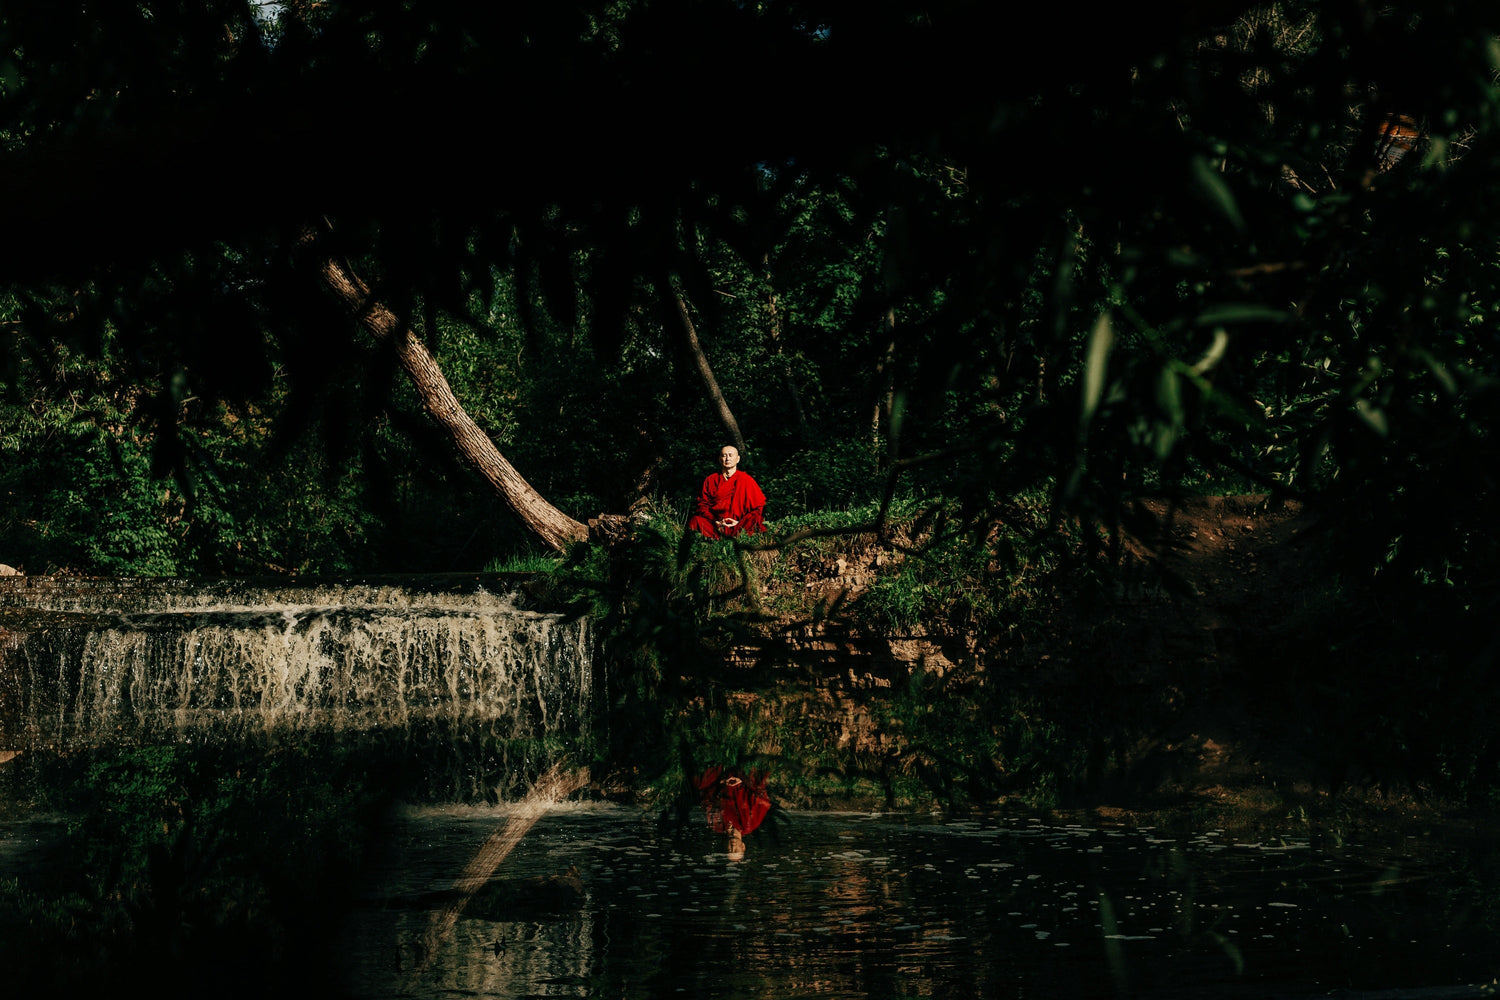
[0, 0, 1499, 945]
[7, 2, 1497, 604]
[530, 492, 1093, 814]
[14, 11, 1500, 997]
[484, 550, 564, 575]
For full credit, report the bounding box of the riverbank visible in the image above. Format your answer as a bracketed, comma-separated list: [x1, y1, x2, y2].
[1, 496, 1490, 842]
[655, 494, 1496, 839]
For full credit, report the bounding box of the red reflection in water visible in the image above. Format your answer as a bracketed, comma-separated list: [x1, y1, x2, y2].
[695, 765, 771, 836]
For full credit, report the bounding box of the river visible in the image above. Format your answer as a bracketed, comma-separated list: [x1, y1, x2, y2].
[335, 802, 1500, 999]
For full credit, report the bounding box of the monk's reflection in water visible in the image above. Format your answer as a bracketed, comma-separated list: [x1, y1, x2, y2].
[695, 765, 771, 860]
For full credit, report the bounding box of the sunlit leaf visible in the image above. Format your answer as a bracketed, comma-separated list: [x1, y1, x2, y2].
[1156, 366, 1183, 420]
[1190, 328, 1230, 376]
[1081, 312, 1114, 425]
[1354, 398, 1388, 436]
[1415, 349, 1459, 396]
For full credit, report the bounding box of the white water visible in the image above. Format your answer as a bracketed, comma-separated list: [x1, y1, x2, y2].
[0, 577, 591, 746]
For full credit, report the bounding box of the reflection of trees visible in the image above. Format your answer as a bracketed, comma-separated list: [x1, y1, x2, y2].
[364, 814, 1500, 996]
[821, 857, 915, 998]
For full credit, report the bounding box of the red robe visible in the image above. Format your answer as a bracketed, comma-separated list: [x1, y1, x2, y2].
[687, 470, 766, 539]
[695, 766, 772, 836]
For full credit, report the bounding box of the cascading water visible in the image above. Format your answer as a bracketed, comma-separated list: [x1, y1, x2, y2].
[0, 575, 592, 797]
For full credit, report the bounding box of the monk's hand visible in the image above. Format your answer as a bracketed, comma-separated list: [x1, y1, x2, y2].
[720, 517, 738, 528]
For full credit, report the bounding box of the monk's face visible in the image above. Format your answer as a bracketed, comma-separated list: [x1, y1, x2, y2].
[719, 447, 739, 474]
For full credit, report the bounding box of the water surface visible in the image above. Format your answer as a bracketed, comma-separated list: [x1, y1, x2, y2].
[342, 803, 1500, 999]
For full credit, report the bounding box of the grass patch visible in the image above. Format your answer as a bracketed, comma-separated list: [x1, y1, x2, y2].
[484, 550, 564, 574]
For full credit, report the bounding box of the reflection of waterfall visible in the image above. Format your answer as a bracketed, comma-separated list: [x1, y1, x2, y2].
[0, 577, 591, 755]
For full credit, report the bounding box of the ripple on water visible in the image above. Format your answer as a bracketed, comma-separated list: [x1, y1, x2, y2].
[336, 804, 1500, 1000]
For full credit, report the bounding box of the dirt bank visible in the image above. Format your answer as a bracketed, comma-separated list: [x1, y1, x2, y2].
[724, 494, 1483, 837]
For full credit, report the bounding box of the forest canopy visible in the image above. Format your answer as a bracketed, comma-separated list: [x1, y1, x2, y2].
[0, 1, 1497, 591]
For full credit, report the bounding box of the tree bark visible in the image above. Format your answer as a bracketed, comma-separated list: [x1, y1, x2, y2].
[670, 285, 747, 455]
[762, 255, 809, 439]
[316, 251, 589, 552]
[873, 304, 898, 466]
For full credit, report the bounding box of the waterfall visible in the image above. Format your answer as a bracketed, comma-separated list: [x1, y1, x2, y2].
[0, 577, 592, 767]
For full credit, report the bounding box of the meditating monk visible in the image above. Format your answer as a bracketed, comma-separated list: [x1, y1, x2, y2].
[687, 445, 766, 540]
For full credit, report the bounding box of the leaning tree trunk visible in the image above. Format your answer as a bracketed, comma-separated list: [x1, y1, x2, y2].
[316, 252, 589, 552]
[669, 285, 747, 456]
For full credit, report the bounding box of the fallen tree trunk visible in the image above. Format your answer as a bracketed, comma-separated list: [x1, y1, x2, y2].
[314, 245, 589, 552]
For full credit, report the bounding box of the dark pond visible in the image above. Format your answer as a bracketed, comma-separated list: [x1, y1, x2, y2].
[336, 803, 1500, 999]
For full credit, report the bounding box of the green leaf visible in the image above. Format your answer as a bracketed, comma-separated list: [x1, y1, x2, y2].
[1190, 328, 1230, 376]
[1191, 155, 1246, 233]
[1354, 398, 1388, 436]
[1414, 349, 1459, 396]
[1194, 304, 1286, 326]
[1080, 312, 1114, 425]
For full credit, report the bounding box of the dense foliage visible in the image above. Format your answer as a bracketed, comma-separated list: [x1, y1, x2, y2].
[0, 2, 1491, 568]
[9, 16, 1500, 994]
[3, 2, 1500, 794]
